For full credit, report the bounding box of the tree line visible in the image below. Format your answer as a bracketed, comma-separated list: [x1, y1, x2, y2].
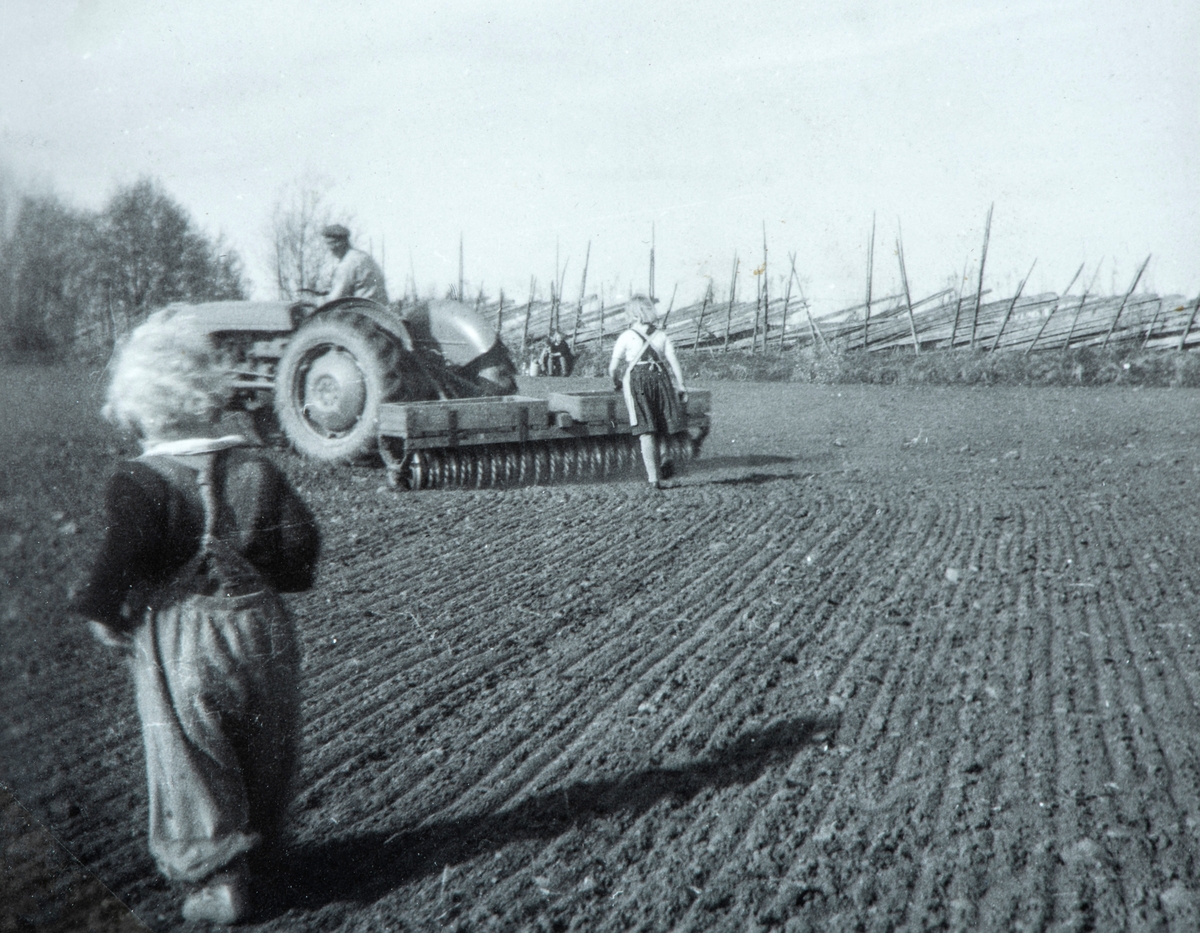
[0, 176, 246, 359]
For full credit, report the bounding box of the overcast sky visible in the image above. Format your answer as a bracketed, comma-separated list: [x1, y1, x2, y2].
[3, 0, 1197, 312]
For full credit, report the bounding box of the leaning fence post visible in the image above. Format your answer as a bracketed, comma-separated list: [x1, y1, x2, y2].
[1027, 263, 1082, 356]
[780, 253, 797, 351]
[807, 303, 830, 354]
[949, 257, 969, 349]
[597, 288, 606, 351]
[863, 214, 875, 350]
[521, 275, 535, 357]
[991, 259, 1036, 352]
[1102, 254, 1151, 349]
[1063, 264, 1102, 352]
[1179, 295, 1200, 350]
[751, 275, 761, 355]
[661, 283, 678, 327]
[793, 268, 828, 354]
[761, 222, 770, 349]
[971, 203, 993, 349]
[896, 231, 920, 354]
[693, 284, 711, 350]
[723, 253, 738, 353]
[1142, 298, 1164, 349]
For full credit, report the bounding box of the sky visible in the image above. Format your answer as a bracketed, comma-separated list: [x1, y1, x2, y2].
[2, 0, 1197, 314]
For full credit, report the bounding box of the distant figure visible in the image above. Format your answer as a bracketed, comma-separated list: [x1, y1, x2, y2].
[71, 312, 320, 925]
[608, 294, 688, 488]
[320, 223, 388, 303]
[538, 331, 575, 376]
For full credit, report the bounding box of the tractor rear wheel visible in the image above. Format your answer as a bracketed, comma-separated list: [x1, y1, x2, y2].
[273, 310, 406, 461]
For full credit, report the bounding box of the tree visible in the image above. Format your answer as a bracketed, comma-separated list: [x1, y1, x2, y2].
[268, 175, 352, 300]
[94, 177, 245, 325]
[0, 193, 90, 356]
[0, 176, 248, 359]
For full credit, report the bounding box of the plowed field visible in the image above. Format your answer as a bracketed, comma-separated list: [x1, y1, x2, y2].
[4, 366, 1200, 932]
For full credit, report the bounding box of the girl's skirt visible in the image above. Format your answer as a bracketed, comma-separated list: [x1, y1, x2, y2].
[627, 363, 684, 436]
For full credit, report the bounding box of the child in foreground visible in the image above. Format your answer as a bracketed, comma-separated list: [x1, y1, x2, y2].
[71, 311, 320, 924]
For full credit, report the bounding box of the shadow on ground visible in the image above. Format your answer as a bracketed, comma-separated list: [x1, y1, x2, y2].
[689, 455, 796, 471]
[674, 454, 800, 488]
[268, 716, 833, 916]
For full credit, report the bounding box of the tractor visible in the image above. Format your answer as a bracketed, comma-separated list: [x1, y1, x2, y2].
[152, 295, 519, 462]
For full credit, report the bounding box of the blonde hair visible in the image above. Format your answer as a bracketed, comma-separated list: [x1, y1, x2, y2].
[103, 310, 231, 437]
[625, 294, 659, 326]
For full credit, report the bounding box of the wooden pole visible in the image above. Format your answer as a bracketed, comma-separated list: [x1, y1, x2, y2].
[1026, 262, 1082, 356]
[724, 252, 738, 353]
[780, 253, 796, 351]
[661, 283, 679, 328]
[496, 289, 504, 338]
[990, 259, 1036, 352]
[863, 214, 875, 350]
[896, 231, 920, 354]
[693, 284, 711, 350]
[761, 221, 769, 348]
[1178, 294, 1200, 350]
[555, 258, 568, 334]
[1063, 264, 1103, 352]
[550, 239, 561, 333]
[793, 267, 828, 353]
[458, 233, 464, 302]
[521, 275, 535, 357]
[751, 274, 761, 355]
[971, 203, 993, 349]
[598, 287, 606, 351]
[949, 256, 969, 349]
[571, 241, 590, 351]
[649, 223, 655, 301]
[806, 304, 826, 352]
[1142, 297, 1164, 349]
[1102, 254, 1151, 349]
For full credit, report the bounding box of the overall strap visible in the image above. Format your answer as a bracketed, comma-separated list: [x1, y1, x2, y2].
[185, 451, 262, 593]
[629, 326, 664, 366]
[193, 455, 223, 552]
[136, 446, 262, 595]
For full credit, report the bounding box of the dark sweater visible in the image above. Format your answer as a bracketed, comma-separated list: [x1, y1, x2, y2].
[72, 450, 320, 629]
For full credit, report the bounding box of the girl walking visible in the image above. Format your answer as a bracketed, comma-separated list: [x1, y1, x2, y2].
[608, 294, 688, 488]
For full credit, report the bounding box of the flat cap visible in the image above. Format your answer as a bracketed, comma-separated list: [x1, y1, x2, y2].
[322, 224, 350, 240]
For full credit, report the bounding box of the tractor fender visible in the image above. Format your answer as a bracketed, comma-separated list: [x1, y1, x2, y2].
[401, 299, 501, 366]
[312, 297, 415, 351]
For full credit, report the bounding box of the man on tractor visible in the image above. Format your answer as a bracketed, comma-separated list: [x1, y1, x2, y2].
[320, 224, 388, 304]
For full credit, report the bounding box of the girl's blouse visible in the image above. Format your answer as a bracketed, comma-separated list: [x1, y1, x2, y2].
[71, 450, 320, 628]
[609, 323, 684, 387]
